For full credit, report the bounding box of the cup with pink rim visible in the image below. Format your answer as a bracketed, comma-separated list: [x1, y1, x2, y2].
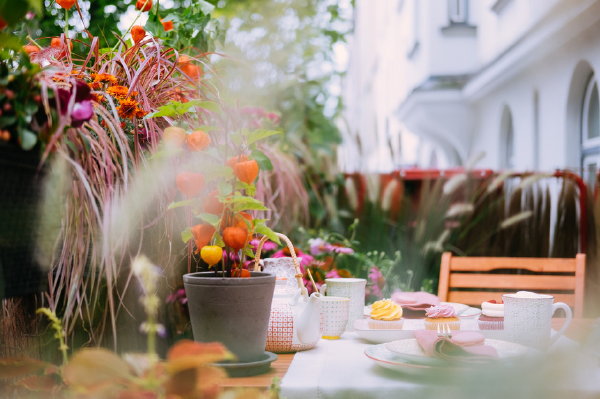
[502, 291, 573, 350]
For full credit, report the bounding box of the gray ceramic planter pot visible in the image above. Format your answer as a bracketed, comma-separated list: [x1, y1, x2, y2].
[183, 271, 275, 362]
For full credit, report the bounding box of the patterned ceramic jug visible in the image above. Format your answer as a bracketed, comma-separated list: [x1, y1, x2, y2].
[254, 233, 321, 353]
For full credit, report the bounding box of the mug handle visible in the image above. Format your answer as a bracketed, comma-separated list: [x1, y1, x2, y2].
[549, 302, 573, 347]
[319, 284, 327, 296]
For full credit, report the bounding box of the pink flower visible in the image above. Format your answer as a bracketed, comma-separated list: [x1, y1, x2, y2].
[309, 238, 328, 255]
[250, 239, 278, 252]
[326, 269, 341, 279]
[71, 100, 93, 127]
[166, 288, 187, 305]
[272, 248, 314, 267]
[328, 244, 354, 254]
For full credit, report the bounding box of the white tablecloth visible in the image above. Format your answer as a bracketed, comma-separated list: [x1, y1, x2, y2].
[281, 319, 600, 399]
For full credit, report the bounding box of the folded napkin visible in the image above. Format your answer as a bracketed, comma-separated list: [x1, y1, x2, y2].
[391, 291, 440, 318]
[414, 330, 498, 364]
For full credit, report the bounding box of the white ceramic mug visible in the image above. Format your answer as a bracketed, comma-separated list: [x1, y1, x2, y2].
[320, 278, 366, 331]
[320, 296, 350, 339]
[503, 291, 573, 349]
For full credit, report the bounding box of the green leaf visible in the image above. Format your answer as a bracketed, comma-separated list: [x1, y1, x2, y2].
[251, 149, 273, 171]
[214, 231, 225, 247]
[194, 101, 220, 113]
[247, 129, 281, 145]
[218, 181, 233, 196]
[181, 229, 193, 244]
[196, 213, 220, 225]
[167, 199, 197, 210]
[243, 247, 255, 259]
[19, 129, 37, 151]
[254, 223, 281, 245]
[223, 195, 268, 212]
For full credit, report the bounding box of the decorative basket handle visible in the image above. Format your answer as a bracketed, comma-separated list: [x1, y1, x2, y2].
[253, 233, 310, 297]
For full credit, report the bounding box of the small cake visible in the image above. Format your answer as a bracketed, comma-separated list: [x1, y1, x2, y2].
[368, 299, 404, 329]
[478, 300, 504, 330]
[423, 304, 460, 330]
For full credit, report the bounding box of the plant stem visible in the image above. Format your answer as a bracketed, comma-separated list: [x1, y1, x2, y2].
[64, 9, 69, 38]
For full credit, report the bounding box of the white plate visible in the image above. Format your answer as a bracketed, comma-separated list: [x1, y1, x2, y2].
[353, 318, 413, 343]
[365, 338, 535, 373]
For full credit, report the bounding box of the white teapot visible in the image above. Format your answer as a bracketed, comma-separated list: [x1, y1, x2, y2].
[254, 235, 321, 353]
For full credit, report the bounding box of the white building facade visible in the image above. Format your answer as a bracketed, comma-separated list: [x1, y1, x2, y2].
[342, 0, 600, 187]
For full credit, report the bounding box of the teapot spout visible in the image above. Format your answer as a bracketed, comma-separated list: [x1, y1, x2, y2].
[296, 292, 321, 345]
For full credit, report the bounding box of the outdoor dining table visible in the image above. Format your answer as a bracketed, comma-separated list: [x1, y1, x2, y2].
[222, 318, 600, 398]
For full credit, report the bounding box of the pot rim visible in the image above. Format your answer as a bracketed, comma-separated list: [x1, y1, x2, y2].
[183, 271, 275, 286]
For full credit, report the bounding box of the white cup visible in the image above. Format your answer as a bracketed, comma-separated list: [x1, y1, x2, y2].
[320, 278, 366, 331]
[503, 291, 573, 350]
[320, 296, 350, 339]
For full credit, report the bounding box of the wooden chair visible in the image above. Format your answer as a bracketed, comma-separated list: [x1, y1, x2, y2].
[437, 252, 586, 318]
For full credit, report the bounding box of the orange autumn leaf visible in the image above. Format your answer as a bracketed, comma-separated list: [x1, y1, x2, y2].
[191, 224, 215, 248]
[135, 0, 152, 11]
[166, 340, 233, 374]
[62, 348, 131, 388]
[222, 226, 248, 250]
[186, 130, 211, 151]
[233, 159, 259, 184]
[56, 0, 77, 10]
[176, 172, 205, 197]
[131, 25, 146, 44]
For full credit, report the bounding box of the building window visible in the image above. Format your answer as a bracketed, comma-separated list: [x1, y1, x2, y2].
[448, 0, 468, 24]
[581, 74, 600, 188]
[500, 106, 514, 169]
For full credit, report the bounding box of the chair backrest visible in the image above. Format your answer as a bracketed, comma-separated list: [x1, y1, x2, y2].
[437, 252, 586, 318]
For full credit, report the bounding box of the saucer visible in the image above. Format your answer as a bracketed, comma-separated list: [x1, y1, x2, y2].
[212, 351, 277, 377]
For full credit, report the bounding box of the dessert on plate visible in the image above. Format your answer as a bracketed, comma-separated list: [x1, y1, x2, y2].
[423, 304, 460, 330]
[478, 299, 504, 330]
[368, 299, 404, 329]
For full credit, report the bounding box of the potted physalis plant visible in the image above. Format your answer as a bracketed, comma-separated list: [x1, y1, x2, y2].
[153, 99, 282, 373]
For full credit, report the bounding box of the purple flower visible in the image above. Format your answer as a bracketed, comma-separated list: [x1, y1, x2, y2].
[56, 79, 94, 127]
[71, 100, 93, 127]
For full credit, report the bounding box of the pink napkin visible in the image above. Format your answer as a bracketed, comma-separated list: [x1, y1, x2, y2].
[391, 291, 440, 318]
[414, 330, 498, 363]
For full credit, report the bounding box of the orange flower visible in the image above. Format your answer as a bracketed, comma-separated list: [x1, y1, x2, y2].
[91, 93, 105, 103]
[106, 85, 130, 98]
[135, 0, 152, 11]
[94, 73, 118, 85]
[186, 130, 211, 151]
[161, 19, 174, 32]
[233, 159, 259, 184]
[56, 0, 77, 10]
[117, 98, 139, 119]
[88, 81, 102, 90]
[181, 63, 203, 80]
[131, 25, 146, 44]
[222, 227, 248, 250]
[135, 107, 148, 118]
[191, 224, 216, 249]
[23, 44, 39, 56]
[176, 172, 205, 197]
